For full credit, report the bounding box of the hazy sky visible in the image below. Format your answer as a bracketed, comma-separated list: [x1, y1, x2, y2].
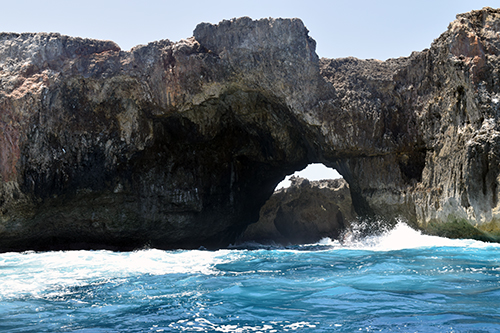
[1, 1, 496, 184]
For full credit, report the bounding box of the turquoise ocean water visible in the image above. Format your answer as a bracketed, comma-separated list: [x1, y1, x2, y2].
[1, 223, 499, 332]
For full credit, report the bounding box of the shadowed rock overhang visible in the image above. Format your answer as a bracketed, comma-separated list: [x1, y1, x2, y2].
[1, 8, 500, 251]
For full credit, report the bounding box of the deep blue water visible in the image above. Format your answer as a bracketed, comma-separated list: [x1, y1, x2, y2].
[1, 223, 500, 332]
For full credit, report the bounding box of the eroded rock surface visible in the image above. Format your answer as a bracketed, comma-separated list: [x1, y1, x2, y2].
[1, 8, 500, 251]
[240, 177, 356, 245]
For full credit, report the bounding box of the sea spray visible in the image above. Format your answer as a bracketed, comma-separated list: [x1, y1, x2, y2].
[339, 221, 488, 251]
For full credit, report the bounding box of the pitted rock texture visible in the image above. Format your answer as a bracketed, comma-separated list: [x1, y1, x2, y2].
[1, 8, 500, 251]
[240, 177, 356, 245]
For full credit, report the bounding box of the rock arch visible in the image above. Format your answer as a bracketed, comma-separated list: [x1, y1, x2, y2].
[1, 8, 500, 251]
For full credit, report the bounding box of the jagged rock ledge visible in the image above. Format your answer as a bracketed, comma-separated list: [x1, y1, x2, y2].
[1, 8, 500, 251]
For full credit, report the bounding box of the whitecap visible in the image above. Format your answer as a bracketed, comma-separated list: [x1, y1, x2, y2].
[338, 221, 500, 251]
[0, 248, 239, 300]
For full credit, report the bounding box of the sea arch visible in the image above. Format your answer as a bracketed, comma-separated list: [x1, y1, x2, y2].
[0, 18, 427, 251]
[2, 10, 500, 251]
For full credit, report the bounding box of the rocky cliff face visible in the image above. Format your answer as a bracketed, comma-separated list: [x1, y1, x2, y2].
[240, 177, 356, 245]
[318, 7, 500, 241]
[1, 8, 500, 251]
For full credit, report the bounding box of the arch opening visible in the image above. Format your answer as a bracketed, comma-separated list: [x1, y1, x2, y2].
[275, 163, 343, 190]
[239, 163, 357, 245]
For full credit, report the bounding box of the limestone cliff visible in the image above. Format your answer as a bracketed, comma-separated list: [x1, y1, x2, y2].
[240, 177, 356, 245]
[0, 8, 500, 251]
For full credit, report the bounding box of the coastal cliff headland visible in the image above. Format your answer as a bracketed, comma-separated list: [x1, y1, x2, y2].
[1, 8, 500, 251]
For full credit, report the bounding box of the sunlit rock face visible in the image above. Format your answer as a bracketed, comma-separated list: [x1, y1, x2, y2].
[0, 8, 500, 251]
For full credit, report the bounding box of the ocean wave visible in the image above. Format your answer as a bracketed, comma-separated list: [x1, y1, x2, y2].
[1, 221, 498, 301]
[318, 221, 500, 251]
[0, 249, 237, 300]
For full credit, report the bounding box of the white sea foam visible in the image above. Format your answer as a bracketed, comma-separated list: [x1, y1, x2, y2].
[0, 249, 236, 299]
[321, 221, 500, 251]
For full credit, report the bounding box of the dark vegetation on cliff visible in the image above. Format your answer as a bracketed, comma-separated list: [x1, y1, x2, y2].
[1, 8, 500, 251]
